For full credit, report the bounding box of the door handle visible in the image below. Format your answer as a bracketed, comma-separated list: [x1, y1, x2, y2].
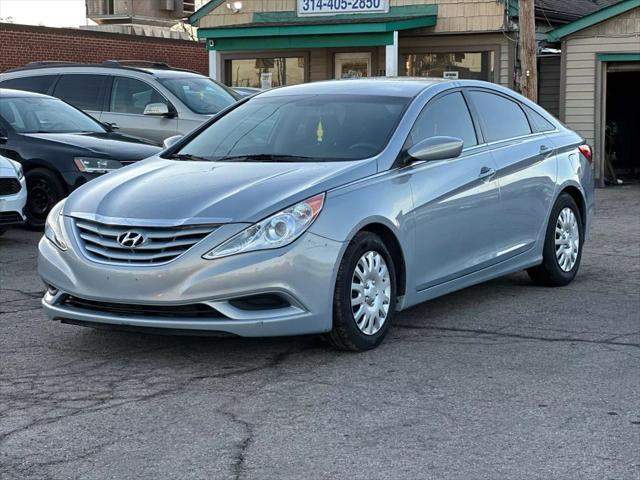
[478, 166, 496, 180]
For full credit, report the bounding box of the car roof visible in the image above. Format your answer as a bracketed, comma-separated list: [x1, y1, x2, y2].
[0, 88, 53, 99]
[258, 77, 448, 99]
[2, 62, 205, 79]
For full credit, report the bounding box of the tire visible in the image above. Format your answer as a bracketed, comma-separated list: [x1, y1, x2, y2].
[528, 193, 584, 287]
[324, 231, 397, 351]
[25, 168, 66, 229]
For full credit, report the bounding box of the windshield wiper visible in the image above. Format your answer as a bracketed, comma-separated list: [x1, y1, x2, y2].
[217, 154, 317, 163]
[168, 153, 210, 162]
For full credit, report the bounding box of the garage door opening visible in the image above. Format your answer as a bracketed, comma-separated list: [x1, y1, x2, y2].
[605, 66, 640, 184]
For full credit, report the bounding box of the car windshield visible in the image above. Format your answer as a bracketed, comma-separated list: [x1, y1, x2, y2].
[175, 94, 410, 162]
[159, 77, 238, 115]
[0, 97, 105, 134]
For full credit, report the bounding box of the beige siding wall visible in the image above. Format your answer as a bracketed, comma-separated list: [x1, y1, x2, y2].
[561, 7, 640, 149]
[199, 0, 504, 32]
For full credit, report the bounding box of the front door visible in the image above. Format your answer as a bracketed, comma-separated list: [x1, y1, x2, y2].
[101, 76, 178, 145]
[407, 91, 501, 290]
[334, 53, 372, 79]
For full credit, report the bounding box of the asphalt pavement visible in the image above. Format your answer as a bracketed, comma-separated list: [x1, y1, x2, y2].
[1, 185, 639, 480]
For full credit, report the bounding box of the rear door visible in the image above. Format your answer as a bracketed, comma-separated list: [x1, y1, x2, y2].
[101, 76, 178, 144]
[408, 90, 502, 290]
[52, 74, 109, 122]
[466, 89, 557, 261]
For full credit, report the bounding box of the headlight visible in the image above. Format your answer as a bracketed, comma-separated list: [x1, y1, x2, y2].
[203, 193, 325, 260]
[74, 157, 123, 174]
[44, 199, 67, 251]
[8, 159, 23, 180]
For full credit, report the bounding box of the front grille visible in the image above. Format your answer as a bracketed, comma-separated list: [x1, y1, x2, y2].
[0, 211, 23, 225]
[73, 218, 218, 265]
[61, 295, 224, 319]
[0, 177, 21, 196]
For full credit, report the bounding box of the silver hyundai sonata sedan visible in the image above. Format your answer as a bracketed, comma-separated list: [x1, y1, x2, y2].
[38, 78, 594, 350]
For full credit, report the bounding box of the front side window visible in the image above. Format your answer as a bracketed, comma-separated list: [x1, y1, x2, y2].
[0, 97, 105, 134]
[401, 51, 495, 82]
[176, 94, 410, 162]
[159, 77, 236, 115]
[226, 57, 306, 89]
[468, 91, 532, 142]
[110, 77, 167, 115]
[0, 75, 58, 95]
[409, 92, 477, 149]
[53, 74, 109, 111]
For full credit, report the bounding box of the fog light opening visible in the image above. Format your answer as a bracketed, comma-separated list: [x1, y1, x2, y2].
[228, 294, 291, 311]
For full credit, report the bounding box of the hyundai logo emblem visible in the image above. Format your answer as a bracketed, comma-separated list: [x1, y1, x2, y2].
[117, 231, 146, 248]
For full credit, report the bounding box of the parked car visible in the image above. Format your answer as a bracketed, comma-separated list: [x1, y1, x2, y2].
[38, 79, 594, 351]
[0, 88, 161, 227]
[0, 61, 240, 145]
[0, 154, 27, 235]
[232, 87, 263, 98]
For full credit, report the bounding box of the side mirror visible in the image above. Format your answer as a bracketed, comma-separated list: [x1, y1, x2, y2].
[162, 135, 183, 150]
[407, 136, 464, 163]
[144, 103, 170, 117]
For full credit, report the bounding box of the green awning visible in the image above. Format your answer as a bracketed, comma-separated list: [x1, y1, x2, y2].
[198, 4, 437, 51]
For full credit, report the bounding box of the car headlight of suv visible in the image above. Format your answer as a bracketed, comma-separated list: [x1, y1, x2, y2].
[8, 159, 23, 181]
[203, 193, 325, 260]
[45, 199, 67, 251]
[74, 157, 123, 174]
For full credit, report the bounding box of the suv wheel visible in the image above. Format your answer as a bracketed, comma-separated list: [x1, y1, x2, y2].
[25, 168, 65, 229]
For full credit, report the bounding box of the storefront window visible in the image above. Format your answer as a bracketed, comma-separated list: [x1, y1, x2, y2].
[226, 57, 306, 89]
[401, 51, 495, 82]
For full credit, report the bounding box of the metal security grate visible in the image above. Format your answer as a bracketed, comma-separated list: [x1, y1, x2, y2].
[0, 178, 21, 196]
[73, 218, 218, 265]
[61, 295, 224, 319]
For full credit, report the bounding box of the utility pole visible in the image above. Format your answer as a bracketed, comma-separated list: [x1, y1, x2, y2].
[518, 0, 538, 102]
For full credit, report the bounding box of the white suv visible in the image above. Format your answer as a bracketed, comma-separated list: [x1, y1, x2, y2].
[0, 154, 27, 235]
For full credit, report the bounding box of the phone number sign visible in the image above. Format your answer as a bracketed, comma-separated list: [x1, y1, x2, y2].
[297, 0, 388, 16]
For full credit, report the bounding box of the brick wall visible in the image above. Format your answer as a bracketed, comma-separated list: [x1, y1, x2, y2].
[0, 23, 209, 75]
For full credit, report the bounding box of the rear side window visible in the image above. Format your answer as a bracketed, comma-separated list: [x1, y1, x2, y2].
[110, 77, 168, 115]
[53, 74, 109, 111]
[468, 90, 532, 142]
[525, 106, 556, 132]
[410, 92, 478, 149]
[0, 75, 58, 94]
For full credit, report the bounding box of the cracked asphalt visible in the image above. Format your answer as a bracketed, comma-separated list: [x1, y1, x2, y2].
[1, 186, 639, 480]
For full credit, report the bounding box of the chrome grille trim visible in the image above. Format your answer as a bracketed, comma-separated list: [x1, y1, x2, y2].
[73, 217, 219, 265]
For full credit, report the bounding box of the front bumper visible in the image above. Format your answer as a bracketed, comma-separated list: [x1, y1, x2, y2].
[38, 224, 344, 336]
[0, 176, 27, 226]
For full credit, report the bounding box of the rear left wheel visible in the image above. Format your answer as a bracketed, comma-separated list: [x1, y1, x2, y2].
[324, 232, 396, 351]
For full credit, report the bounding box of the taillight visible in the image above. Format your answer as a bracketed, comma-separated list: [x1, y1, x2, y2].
[578, 144, 592, 164]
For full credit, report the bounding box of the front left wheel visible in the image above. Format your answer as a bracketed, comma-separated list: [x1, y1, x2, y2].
[324, 232, 397, 351]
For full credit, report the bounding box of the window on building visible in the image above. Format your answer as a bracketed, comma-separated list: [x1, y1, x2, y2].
[0, 75, 58, 95]
[409, 92, 478, 149]
[401, 51, 495, 82]
[53, 74, 109, 111]
[225, 57, 306, 89]
[110, 77, 167, 115]
[468, 91, 532, 142]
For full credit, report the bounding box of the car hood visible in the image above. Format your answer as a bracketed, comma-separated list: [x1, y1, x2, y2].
[64, 157, 376, 224]
[23, 132, 161, 161]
